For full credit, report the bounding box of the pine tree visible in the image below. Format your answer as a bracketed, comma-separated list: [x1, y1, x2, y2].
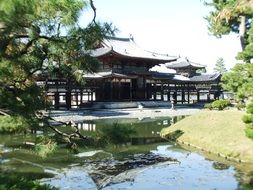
[214, 57, 227, 74]
[0, 0, 114, 118]
[204, 0, 253, 51]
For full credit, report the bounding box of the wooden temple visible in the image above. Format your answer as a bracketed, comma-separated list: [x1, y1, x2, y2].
[38, 36, 222, 109]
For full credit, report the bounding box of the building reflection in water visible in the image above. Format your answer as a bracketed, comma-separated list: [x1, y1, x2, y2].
[77, 123, 96, 131]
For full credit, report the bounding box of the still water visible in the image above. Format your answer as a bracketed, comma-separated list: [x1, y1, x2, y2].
[0, 116, 252, 190]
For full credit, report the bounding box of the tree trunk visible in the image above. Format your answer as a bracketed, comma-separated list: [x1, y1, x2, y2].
[239, 15, 246, 50]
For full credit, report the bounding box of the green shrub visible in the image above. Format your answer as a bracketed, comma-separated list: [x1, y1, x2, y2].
[204, 103, 213, 110]
[0, 116, 29, 134]
[246, 102, 253, 114]
[211, 99, 231, 110]
[242, 115, 253, 124]
[245, 126, 253, 139]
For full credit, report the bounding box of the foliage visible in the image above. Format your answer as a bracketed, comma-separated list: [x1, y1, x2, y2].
[221, 63, 253, 99]
[242, 114, 253, 123]
[214, 57, 227, 74]
[245, 125, 253, 139]
[0, 116, 29, 133]
[35, 136, 57, 158]
[235, 102, 246, 110]
[0, 0, 114, 118]
[211, 99, 231, 110]
[242, 101, 253, 140]
[204, 103, 213, 110]
[196, 68, 207, 74]
[0, 172, 57, 190]
[237, 19, 253, 62]
[99, 123, 136, 145]
[204, 0, 253, 52]
[246, 101, 253, 114]
[204, 100, 231, 110]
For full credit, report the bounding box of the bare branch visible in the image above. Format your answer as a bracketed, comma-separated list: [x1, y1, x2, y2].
[36, 111, 92, 146]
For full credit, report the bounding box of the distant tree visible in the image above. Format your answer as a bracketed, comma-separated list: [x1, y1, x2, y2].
[196, 68, 207, 74]
[221, 63, 253, 99]
[205, 0, 253, 99]
[214, 57, 227, 74]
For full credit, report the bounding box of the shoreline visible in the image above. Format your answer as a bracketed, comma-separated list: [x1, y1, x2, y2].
[160, 110, 253, 164]
[48, 107, 201, 123]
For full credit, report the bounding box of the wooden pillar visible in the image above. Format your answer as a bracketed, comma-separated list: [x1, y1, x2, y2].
[167, 89, 171, 101]
[181, 90, 185, 104]
[66, 90, 71, 110]
[161, 81, 164, 101]
[174, 84, 177, 104]
[110, 78, 113, 101]
[80, 89, 83, 105]
[75, 91, 78, 107]
[154, 81, 157, 100]
[187, 84, 190, 104]
[118, 79, 121, 100]
[54, 92, 59, 109]
[207, 91, 211, 102]
[197, 91, 200, 102]
[130, 80, 133, 101]
[144, 77, 147, 100]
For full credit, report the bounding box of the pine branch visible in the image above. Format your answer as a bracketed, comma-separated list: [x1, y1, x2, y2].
[89, 0, 97, 24]
[36, 111, 92, 145]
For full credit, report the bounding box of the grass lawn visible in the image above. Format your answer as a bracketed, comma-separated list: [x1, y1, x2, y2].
[161, 110, 253, 163]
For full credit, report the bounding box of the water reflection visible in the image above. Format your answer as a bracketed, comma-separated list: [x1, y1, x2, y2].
[77, 123, 96, 131]
[0, 116, 253, 189]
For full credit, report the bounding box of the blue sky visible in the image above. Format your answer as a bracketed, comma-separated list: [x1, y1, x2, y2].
[80, 0, 241, 72]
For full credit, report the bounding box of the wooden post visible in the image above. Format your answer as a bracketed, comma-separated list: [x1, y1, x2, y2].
[75, 91, 78, 107]
[118, 79, 121, 100]
[66, 90, 71, 110]
[161, 81, 164, 101]
[154, 81, 157, 100]
[181, 90, 185, 104]
[174, 84, 177, 104]
[130, 79, 133, 101]
[207, 90, 211, 102]
[168, 90, 170, 101]
[54, 92, 59, 109]
[80, 89, 83, 105]
[144, 77, 147, 100]
[197, 91, 200, 102]
[110, 78, 113, 101]
[187, 84, 190, 104]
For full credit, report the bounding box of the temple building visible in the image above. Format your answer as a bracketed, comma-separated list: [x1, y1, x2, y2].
[39, 36, 222, 109]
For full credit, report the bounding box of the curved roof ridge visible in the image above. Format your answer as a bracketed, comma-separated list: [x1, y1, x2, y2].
[166, 57, 206, 69]
[144, 49, 178, 58]
[105, 36, 131, 42]
[99, 35, 178, 62]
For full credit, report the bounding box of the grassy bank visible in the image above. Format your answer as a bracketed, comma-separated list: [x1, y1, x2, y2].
[161, 110, 253, 163]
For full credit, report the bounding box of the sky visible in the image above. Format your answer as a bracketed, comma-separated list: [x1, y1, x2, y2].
[80, 0, 242, 73]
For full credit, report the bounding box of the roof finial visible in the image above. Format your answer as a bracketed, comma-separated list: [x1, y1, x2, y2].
[129, 33, 134, 41]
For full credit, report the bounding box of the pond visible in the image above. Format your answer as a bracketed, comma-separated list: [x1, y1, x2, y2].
[0, 116, 253, 189]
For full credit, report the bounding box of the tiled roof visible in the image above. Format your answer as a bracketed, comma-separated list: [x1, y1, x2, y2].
[189, 73, 221, 82]
[91, 36, 178, 62]
[166, 57, 205, 69]
[83, 70, 220, 82]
